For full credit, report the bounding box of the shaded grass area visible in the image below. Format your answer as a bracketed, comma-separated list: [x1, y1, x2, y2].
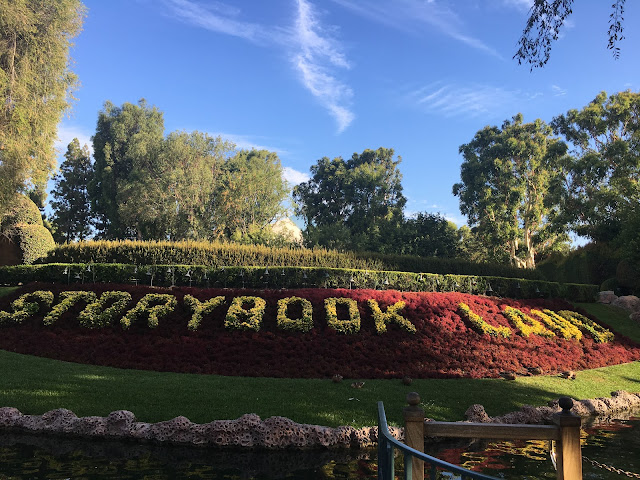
[575, 302, 640, 343]
[0, 287, 18, 297]
[0, 349, 638, 428]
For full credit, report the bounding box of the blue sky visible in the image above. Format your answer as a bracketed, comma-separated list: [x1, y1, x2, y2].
[54, 0, 640, 229]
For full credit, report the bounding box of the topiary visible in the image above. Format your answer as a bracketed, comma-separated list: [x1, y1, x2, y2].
[12, 224, 56, 265]
[0, 194, 43, 230]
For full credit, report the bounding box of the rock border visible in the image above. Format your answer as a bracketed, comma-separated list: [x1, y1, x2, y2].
[464, 390, 640, 424]
[0, 391, 638, 449]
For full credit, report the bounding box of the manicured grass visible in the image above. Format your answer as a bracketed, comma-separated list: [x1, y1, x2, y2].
[0, 287, 18, 297]
[0, 290, 638, 428]
[0, 348, 638, 428]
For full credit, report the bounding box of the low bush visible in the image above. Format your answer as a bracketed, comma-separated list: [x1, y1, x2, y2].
[0, 264, 599, 302]
[41, 240, 543, 280]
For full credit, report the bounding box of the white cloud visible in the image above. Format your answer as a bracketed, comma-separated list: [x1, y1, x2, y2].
[551, 85, 567, 96]
[163, 0, 354, 132]
[162, 0, 279, 44]
[292, 0, 354, 133]
[210, 131, 288, 155]
[501, 0, 533, 11]
[330, 0, 502, 59]
[55, 124, 94, 158]
[282, 166, 310, 185]
[407, 82, 521, 118]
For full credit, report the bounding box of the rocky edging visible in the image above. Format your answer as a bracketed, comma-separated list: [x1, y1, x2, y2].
[1, 390, 638, 450]
[0, 408, 401, 449]
[463, 389, 640, 425]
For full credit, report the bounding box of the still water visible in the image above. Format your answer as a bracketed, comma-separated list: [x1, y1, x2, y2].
[0, 412, 638, 479]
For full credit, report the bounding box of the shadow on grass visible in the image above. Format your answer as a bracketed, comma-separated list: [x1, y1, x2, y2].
[2, 349, 638, 428]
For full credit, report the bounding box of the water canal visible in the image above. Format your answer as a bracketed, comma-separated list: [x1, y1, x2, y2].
[0, 410, 638, 479]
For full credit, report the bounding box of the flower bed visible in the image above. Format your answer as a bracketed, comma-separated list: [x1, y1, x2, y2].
[0, 283, 638, 379]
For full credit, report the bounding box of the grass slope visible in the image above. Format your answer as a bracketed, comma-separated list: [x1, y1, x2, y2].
[0, 349, 638, 428]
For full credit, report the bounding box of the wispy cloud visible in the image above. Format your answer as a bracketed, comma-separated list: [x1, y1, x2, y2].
[500, 0, 533, 12]
[292, 0, 354, 132]
[55, 124, 94, 158]
[282, 166, 310, 185]
[162, 0, 279, 44]
[330, 0, 502, 59]
[209, 131, 289, 156]
[551, 85, 567, 97]
[406, 82, 525, 118]
[163, 0, 354, 133]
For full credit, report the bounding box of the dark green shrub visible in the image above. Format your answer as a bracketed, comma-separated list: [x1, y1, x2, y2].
[537, 243, 621, 285]
[0, 263, 598, 302]
[13, 224, 55, 265]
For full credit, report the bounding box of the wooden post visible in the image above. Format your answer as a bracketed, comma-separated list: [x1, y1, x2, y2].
[552, 397, 582, 480]
[403, 392, 425, 480]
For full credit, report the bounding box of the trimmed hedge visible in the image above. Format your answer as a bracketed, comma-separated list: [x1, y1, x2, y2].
[41, 240, 544, 280]
[0, 263, 599, 302]
[12, 224, 56, 265]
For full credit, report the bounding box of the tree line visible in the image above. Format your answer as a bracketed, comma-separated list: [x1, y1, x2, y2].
[51, 100, 291, 246]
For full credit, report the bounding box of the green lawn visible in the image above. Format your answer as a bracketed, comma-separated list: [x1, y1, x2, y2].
[0, 288, 638, 428]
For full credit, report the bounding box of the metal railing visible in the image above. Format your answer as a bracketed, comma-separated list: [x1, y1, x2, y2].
[377, 401, 498, 480]
[377, 394, 583, 480]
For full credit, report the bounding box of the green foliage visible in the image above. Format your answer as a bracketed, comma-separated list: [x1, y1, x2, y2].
[324, 297, 360, 334]
[557, 310, 614, 343]
[0, 262, 599, 302]
[212, 149, 290, 240]
[50, 138, 94, 242]
[0, 0, 85, 214]
[367, 299, 415, 334]
[276, 297, 314, 333]
[551, 91, 640, 243]
[454, 114, 569, 268]
[12, 223, 55, 265]
[78, 291, 132, 329]
[396, 212, 461, 258]
[502, 306, 555, 338]
[89, 99, 165, 239]
[120, 293, 177, 329]
[43, 290, 97, 326]
[294, 147, 406, 253]
[536, 243, 621, 287]
[184, 295, 225, 331]
[40, 240, 548, 281]
[0, 194, 43, 229]
[457, 302, 511, 338]
[514, 1, 626, 69]
[225, 296, 266, 331]
[0, 290, 54, 324]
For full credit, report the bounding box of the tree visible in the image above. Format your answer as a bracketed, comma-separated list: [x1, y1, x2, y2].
[0, 0, 85, 216]
[453, 114, 569, 268]
[551, 90, 640, 243]
[398, 212, 461, 258]
[50, 138, 94, 242]
[515, 0, 626, 69]
[212, 149, 290, 241]
[89, 99, 165, 239]
[294, 147, 406, 252]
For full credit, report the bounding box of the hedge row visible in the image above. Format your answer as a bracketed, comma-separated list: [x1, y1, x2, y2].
[41, 240, 544, 280]
[0, 263, 599, 302]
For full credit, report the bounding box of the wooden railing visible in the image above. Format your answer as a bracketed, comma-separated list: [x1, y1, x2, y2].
[379, 393, 582, 480]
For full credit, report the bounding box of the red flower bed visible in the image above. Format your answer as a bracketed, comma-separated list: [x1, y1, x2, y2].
[0, 283, 638, 379]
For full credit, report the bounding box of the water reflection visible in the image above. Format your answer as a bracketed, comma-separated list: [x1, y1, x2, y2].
[0, 410, 638, 479]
